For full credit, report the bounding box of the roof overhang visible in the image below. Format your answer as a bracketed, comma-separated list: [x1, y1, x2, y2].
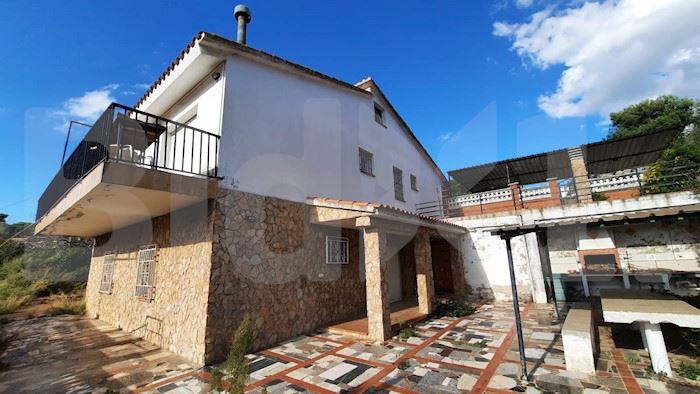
[35, 162, 217, 237]
[307, 197, 465, 236]
[136, 34, 224, 115]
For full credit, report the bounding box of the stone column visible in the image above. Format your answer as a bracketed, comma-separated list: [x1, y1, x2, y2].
[362, 226, 392, 341]
[568, 147, 592, 203]
[414, 230, 435, 315]
[449, 237, 468, 297]
[509, 182, 523, 210]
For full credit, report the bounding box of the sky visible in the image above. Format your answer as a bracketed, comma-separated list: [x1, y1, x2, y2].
[1, 0, 699, 223]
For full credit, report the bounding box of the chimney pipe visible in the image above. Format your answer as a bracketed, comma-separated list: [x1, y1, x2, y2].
[234, 4, 251, 45]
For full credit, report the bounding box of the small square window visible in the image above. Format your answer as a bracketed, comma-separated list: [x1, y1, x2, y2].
[99, 253, 116, 294]
[393, 166, 404, 202]
[374, 104, 386, 126]
[359, 148, 374, 176]
[410, 174, 418, 191]
[135, 245, 157, 300]
[326, 236, 349, 264]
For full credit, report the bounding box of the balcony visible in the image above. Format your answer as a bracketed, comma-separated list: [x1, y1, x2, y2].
[35, 103, 220, 237]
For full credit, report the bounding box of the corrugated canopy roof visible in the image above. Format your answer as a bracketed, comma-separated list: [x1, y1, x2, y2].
[448, 128, 680, 193]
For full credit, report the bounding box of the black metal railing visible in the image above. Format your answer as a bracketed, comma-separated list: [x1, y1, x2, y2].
[37, 103, 220, 220]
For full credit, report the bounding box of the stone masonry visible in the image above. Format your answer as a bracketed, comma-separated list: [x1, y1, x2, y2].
[85, 202, 213, 365]
[204, 188, 367, 363]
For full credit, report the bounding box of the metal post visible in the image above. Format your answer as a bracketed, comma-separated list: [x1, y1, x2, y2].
[505, 236, 528, 381]
[634, 167, 644, 195]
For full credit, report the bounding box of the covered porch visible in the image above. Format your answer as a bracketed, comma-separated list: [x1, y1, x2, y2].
[308, 197, 467, 341]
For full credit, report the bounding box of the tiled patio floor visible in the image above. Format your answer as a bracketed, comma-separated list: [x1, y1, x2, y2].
[156, 303, 700, 393]
[4, 304, 699, 393]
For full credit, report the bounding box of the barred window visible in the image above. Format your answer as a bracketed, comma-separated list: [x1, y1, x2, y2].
[359, 148, 374, 176]
[326, 236, 349, 264]
[393, 166, 404, 202]
[134, 245, 157, 300]
[99, 254, 116, 294]
[410, 174, 418, 191]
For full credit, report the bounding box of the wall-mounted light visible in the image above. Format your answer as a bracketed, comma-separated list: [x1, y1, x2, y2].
[212, 72, 221, 81]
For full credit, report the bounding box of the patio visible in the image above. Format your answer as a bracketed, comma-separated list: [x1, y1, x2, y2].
[4, 303, 699, 393]
[152, 302, 700, 393]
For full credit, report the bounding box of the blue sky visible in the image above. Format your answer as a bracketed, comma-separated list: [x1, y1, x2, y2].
[1, 0, 698, 223]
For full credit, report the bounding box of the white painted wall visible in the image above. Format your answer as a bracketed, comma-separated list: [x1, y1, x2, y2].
[216, 55, 444, 208]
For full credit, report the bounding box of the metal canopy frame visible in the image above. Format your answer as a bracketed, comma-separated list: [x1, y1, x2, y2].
[448, 128, 680, 193]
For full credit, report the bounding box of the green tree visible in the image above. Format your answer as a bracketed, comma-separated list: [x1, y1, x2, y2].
[608, 96, 700, 194]
[213, 318, 251, 393]
[608, 95, 699, 140]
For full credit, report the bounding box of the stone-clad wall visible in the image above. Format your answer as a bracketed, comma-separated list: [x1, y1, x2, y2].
[205, 188, 366, 363]
[85, 202, 213, 365]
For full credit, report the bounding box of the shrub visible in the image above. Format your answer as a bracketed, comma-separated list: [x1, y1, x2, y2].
[46, 294, 85, 316]
[591, 192, 608, 201]
[434, 299, 477, 318]
[677, 361, 700, 381]
[398, 327, 416, 340]
[624, 354, 640, 364]
[213, 319, 252, 393]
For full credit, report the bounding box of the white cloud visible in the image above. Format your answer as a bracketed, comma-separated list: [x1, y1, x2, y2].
[52, 84, 118, 131]
[515, 0, 533, 9]
[494, 0, 700, 118]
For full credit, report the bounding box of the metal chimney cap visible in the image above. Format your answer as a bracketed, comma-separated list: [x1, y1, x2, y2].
[234, 4, 251, 23]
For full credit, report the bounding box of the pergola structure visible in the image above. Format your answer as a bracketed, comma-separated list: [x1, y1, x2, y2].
[448, 128, 679, 193]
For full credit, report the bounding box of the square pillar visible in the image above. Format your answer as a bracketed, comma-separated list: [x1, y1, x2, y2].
[547, 177, 561, 206]
[509, 182, 523, 210]
[362, 226, 392, 341]
[414, 231, 435, 315]
[568, 147, 592, 203]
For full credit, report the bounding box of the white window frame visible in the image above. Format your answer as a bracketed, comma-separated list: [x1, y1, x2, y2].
[393, 166, 405, 202]
[374, 104, 386, 126]
[99, 253, 116, 294]
[134, 244, 158, 300]
[410, 174, 418, 191]
[326, 236, 349, 264]
[359, 147, 374, 176]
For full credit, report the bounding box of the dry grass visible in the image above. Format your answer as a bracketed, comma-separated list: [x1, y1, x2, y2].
[0, 295, 32, 315]
[46, 294, 85, 316]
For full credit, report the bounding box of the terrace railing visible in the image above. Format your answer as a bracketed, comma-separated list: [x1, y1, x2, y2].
[417, 162, 700, 219]
[36, 103, 220, 220]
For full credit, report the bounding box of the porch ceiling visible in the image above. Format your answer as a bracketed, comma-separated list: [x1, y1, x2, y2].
[35, 162, 217, 237]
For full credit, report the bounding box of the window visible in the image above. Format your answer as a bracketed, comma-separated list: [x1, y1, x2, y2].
[393, 166, 404, 201]
[99, 254, 116, 294]
[374, 104, 386, 126]
[326, 236, 349, 264]
[135, 245, 158, 300]
[410, 174, 418, 191]
[359, 148, 374, 176]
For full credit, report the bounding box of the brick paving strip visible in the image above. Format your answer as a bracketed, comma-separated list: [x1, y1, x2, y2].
[610, 348, 645, 394]
[469, 303, 533, 394]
